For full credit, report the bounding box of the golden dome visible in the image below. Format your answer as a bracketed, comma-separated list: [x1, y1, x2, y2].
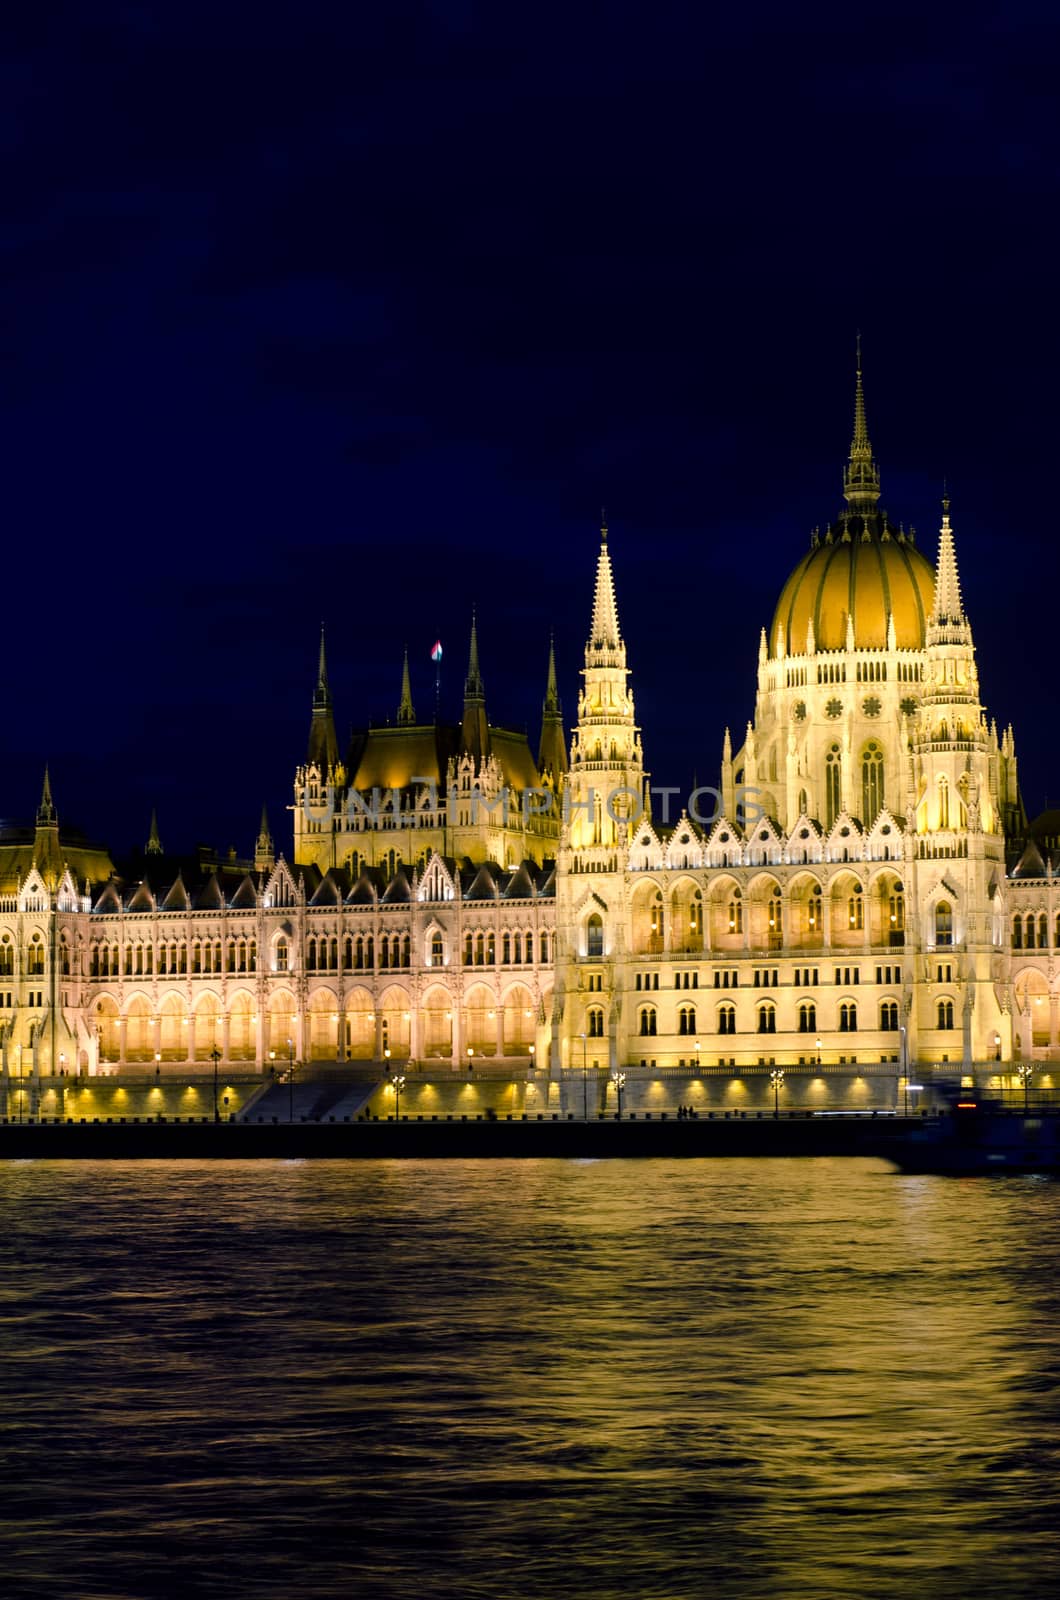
[770, 355, 936, 656]
[771, 527, 935, 655]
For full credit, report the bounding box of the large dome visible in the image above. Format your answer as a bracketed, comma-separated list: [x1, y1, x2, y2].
[770, 358, 936, 657]
[771, 525, 935, 655]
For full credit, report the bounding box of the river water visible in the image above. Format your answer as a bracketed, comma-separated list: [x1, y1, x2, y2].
[1, 1158, 1058, 1599]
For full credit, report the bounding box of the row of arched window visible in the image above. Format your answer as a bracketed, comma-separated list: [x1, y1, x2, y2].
[1012, 912, 1060, 951]
[630, 999, 953, 1034]
[90, 940, 261, 978]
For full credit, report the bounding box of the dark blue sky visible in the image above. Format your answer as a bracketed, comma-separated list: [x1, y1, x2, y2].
[4, 1, 1059, 852]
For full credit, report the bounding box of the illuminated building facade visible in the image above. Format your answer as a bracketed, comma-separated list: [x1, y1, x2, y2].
[1, 368, 1057, 1096]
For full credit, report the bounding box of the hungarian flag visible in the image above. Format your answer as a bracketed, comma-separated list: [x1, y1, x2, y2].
[431, 640, 443, 662]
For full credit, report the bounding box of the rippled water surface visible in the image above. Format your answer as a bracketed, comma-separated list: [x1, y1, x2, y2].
[2, 1158, 1060, 1599]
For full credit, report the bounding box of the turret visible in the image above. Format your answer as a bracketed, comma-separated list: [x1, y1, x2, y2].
[397, 648, 416, 726]
[255, 804, 275, 872]
[307, 626, 339, 771]
[33, 766, 62, 886]
[146, 808, 163, 855]
[460, 612, 489, 763]
[537, 636, 568, 780]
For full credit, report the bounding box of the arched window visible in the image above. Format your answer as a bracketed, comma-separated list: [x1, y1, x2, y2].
[486, 932, 495, 965]
[768, 889, 782, 946]
[938, 776, 950, 830]
[757, 1003, 776, 1034]
[274, 938, 288, 973]
[1026, 914, 1036, 949]
[808, 885, 822, 932]
[502, 932, 511, 964]
[343, 936, 353, 970]
[935, 901, 953, 948]
[1040, 914, 1049, 949]
[513, 932, 522, 964]
[586, 914, 604, 958]
[889, 887, 905, 937]
[639, 1006, 657, 1037]
[826, 744, 841, 829]
[798, 1001, 816, 1033]
[937, 999, 955, 1030]
[307, 937, 317, 972]
[678, 1004, 696, 1035]
[880, 1000, 899, 1030]
[689, 892, 702, 940]
[430, 932, 444, 967]
[861, 741, 884, 823]
[540, 932, 550, 964]
[848, 885, 863, 930]
[718, 1003, 736, 1035]
[728, 889, 743, 934]
[1012, 915, 1023, 950]
[839, 1001, 857, 1032]
[588, 1007, 605, 1038]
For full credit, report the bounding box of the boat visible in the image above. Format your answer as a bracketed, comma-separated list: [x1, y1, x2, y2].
[890, 1096, 1060, 1175]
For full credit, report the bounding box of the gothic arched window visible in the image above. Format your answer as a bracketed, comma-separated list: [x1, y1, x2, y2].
[935, 901, 953, 948]
[638, 1006, 657, 1037]
[757, 1002, 776, 1034]
[798, 1001, 816, 1033]
[880, 1000, 899, 1030]
[839, 1001, 858, 1032]
[937, 999, 955, 1030]
[588, 1007, 605, 1038]
[718, 1003, 735, 1035]
[826, 745, 841, 830]
[586, 914, 604, 958]
[861, 741, 884, 823]
[678, 1004, 696, 1035]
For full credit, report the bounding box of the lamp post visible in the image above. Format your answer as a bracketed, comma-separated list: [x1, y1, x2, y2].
[1018, 1061, 1034, 1115]
[769, 1067, 784, 1120]
[579, 1032, 588, 1120]
[211, 1046, 221, 1123]
[393, 1073, 405, 1119]
[467, 1044, 474, 1074]
[611, 1070, 626, 1121]
[287, 1036, 295, 1122]
[994, 1031, 1001, 1062]
[815, 1036, 821, 1068]
[899, 1025, 908, 1116]
[16, 1043, 22, 1125]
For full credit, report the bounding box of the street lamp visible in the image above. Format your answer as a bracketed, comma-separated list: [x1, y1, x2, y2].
[769, 1067, 784, 1120]
[211, 1046, 221, 1122]
[528, 1042, 536, 1070]
[579, 1032, 588, 1120]
[1018, 1062, 1034, 1115]
[467, 1045, 474, 1074]
[392, 1073, 405, 1118]
[994, 1032, 1002, 1062]
[611, 1070, 626, 1121]
[287, 1036, 295, 1122]
[815, 1036, 822, 1068]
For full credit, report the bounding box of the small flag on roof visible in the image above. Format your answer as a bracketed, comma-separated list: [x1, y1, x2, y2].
[431, 640, 443, 662]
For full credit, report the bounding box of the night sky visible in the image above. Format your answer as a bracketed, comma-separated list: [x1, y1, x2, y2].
[5, 1, 1059, 855]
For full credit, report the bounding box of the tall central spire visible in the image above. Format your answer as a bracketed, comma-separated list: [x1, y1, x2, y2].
[307, 624, 339, 769]
[843, 337, 881, 507]
[461, 610, 489, 762]
[588, 515, 622, 651]
[397, 648, 416, 725]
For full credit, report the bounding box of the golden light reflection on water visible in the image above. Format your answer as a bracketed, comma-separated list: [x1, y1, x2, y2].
[0, 1158, 1058, 1598]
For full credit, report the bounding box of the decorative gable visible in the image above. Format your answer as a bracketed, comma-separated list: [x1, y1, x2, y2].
[418, 853, 456, 903]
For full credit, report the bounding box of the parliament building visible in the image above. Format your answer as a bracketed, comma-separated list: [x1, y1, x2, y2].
[2, 367, 1058, 1105]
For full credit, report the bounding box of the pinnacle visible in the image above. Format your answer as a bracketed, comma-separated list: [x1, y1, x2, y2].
[588, 529, 622, 650]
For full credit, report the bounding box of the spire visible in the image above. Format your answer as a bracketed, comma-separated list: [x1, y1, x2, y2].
[931, 494, 965, 625]
[461, 611, 489, 762]
[255, 803, 274, 872]
[146, 807, 163, 855]
[36, 765, 56, 828]
[307, 626, 339, 769]
[588, 516, 622, 651]
[465, 609, 484, 698]
[843, 336, 881, 507]
[538, 635, 567, 778]
[397, 648, 416, 725]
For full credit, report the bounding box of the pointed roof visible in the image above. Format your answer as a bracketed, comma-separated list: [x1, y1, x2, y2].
[465, 610, 485, 698]
[307, 625, 340, 769]
[146, 808, 163, 854]
[589, 519, 622, 650]
[543, 634, 560, 715]
[256, 803, 272, 845]
[537, 634, 568, 777]
[37, 766, 56, 828]
[931, 497, 965, 625]
[397, 648, 416, 725]
[843, 337, 881, 507]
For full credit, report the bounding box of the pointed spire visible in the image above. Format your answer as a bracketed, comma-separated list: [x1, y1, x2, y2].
[538, 634, 567, 778]
[461, 611, 489, 762]
[397, 647, 416, 725]
[307, 627, 339, 769]
[255, 803, 274, 872]
[843, 337, 881, 507]
[146, 807, 163, 855]
[37, 765, 56, 827]
[931, 494, 965, 625]
[315, 623, 330, 705]
[589, 518, 622, 650]
[465, 609, 485, 698]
